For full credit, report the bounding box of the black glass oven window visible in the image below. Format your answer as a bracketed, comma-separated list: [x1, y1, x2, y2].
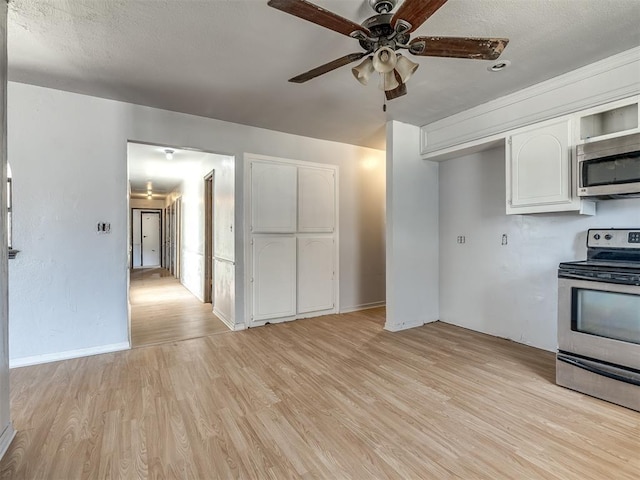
[583, 155, 640, 187]
[573, 289, 640, 344]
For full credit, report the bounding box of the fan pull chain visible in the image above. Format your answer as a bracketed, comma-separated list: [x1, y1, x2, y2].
[383, 87, 387, 112]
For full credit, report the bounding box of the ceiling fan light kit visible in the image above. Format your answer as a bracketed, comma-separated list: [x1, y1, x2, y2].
[268, 0, 509, 101]
[352, 56, 375, 85]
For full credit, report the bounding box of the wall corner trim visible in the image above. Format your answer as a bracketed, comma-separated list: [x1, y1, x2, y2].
[384, 319, 429, 332]
[0, 423, 16, 461]
[9, 342, 130, 369]
[214, 307, 243, 331]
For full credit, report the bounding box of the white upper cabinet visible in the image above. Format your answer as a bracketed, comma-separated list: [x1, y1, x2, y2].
[298, 167, 335, 232]
[506, 119, 594, 215]
[250, 162, 297, 233]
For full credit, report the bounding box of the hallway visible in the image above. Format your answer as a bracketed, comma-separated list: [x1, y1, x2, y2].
[130, 268, 230, 348]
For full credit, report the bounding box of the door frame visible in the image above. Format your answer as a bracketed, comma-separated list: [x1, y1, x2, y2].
[243, 153, 340, 327]
[203, 171, 214, 303]
[130, 208, 162, 269]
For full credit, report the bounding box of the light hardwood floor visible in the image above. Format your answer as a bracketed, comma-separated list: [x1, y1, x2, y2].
[1, 308, 638, 479]
[130, 268, 230, 348]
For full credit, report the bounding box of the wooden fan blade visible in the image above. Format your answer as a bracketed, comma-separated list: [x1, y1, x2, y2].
[409, 36, 509, 60]
[392, 0, 449, 33]
[385, 81, 407, 101]
[268, 0, 371, 38]
[289, 52, 367, 83]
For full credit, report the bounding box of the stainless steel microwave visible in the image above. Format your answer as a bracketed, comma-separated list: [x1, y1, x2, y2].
[577, 132, 640, 198]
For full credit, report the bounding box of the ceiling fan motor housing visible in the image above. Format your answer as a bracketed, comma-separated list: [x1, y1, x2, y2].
[359, 14, 409, 51]
[369, 0, 397, 14]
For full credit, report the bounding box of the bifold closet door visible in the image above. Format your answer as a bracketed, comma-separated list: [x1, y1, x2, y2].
[298, 237, 335, 314]
[252, 235, 296, 321]
[251, 162, 297, 233]
[298, 167, 335, 232]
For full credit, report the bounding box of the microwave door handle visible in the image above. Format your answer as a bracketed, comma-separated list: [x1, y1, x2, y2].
[557, 354, 640, 387]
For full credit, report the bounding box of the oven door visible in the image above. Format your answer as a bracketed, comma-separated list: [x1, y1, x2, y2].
[558, 277, 640, 370]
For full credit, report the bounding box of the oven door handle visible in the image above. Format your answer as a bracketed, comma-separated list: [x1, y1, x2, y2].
[557, 354, 640, 387]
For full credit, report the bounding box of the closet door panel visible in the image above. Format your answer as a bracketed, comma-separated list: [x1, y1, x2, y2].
[298, 167, 335, 232]
[252, 235, 296, 321]
[298, 237, 335, 314]
[251, 162, 297, 233]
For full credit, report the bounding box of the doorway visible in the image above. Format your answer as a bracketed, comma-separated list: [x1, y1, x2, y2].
[131, 209, 162, 268]
[127, 142, 236, 347]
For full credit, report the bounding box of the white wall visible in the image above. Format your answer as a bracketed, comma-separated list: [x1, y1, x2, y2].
[130, 198, 165, 209]
[385, 121, 439, 331]
[7, 82, 385, 364]
[439, 147, 640, 351]
[0, 0, 14, 458]
[162, 151, 234, 307]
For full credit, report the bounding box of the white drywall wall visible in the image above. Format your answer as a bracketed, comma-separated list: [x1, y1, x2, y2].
[439, 147, 640, 352]
[130, 198, 165, 209]
[385, 121, 439, 331]
[163, 152, 233, 304]
[7, 82, 385, 363]
[0, 0, 14, 459]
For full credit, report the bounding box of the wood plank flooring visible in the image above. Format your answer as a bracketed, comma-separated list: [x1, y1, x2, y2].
[130, 268, 230, 348]
[1, 309, 639, 479]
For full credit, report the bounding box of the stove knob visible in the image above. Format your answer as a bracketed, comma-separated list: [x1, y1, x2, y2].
[605, 234, 613, 240]
[593, 234, 601, 240]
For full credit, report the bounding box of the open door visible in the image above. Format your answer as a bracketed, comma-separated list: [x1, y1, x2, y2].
[203, 171, 214, 303]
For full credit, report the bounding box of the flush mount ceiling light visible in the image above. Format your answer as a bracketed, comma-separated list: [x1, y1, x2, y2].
[164, 149, 174, 160]
[488, 60, 511, 72]
[268, 0, 509, 102]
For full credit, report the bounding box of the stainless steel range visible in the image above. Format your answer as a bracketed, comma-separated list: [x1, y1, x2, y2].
[557, 228, 640, 411]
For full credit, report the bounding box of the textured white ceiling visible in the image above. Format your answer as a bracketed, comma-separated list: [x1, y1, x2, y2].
[8, 0, 640, 149]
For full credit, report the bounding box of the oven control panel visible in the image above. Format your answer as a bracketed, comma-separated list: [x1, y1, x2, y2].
[588, 229, 640, 249]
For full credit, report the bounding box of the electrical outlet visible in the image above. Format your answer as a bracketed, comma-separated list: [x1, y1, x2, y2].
[501, 234, 508, 245]
[457, 235, 466, 244]
[97, 222, 111, 234]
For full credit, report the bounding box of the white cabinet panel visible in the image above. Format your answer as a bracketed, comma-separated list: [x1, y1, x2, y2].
[298, 237, 335, 314]
[298, 167, 335, 232]
[252, 236, 296, 321]
[213, 259, 234, 325]
[251, 162, 297, 233]
[510, 120, 569, 207]
[506, 119, 594, 215]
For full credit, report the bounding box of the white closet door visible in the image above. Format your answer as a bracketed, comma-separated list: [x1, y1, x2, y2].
[252, 235, 296, 321]
[251, 162, 297, 233]
[298, 167, 335, 232]
[298, 237, 335, 314]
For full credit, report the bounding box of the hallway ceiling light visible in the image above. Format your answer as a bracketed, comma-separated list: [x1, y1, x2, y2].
[164, 149, 174, 160]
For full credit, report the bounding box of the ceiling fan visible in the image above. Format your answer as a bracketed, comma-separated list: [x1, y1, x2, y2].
[268, 0, 509, 101]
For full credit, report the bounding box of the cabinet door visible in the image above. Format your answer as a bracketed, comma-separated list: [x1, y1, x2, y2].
[509, 120, 571, 208]
[298, 167, 335, 232]
[251, 162, 297, 233]
[252, 236, 296, 321]
[298, 237, 335, 314]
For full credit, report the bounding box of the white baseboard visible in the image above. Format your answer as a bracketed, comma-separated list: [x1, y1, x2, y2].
[213, 307, 244, 331]
[340, 301, 386, 314]
[385, 318, 437, 332]
[9, 342, 130, 368]
[0, 423, 16, 461]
